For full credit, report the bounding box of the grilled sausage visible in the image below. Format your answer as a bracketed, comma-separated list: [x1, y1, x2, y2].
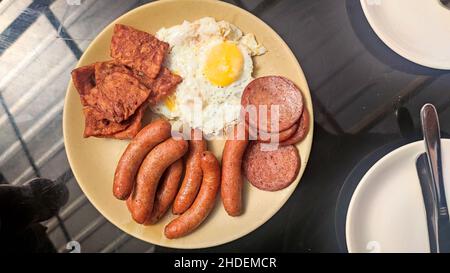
[130, 137, 188, 224]
[126, 195, 133, 213]
[221, 124, 248, 216]
[172, 129, 207, 214]
[165, 151, 220, 239]
[145, 159, 184, 225]
[113, 119, 171, 200]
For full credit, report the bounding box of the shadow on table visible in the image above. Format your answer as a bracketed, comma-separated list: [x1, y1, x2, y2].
[0, 178, 68, 253]
[345, 0, 449, 77]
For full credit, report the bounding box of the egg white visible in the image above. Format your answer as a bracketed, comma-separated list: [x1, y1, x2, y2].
[153, 17, 265, 136]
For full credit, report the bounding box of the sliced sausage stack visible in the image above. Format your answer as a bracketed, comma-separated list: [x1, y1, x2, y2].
[241, 76, 308, 145]
[113, 120, 220, 238]
[221, 76, 310, 216]
[241, 76, 304, 141]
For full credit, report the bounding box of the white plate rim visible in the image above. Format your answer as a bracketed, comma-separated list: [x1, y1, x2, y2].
[360, 0, 450, 70]
[344, 139, 449, 253]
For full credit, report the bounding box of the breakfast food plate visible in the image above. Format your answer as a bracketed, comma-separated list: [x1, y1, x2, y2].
[346, 140, 450, 253]
[63, 0, 313, 248]
[360, 0, 450, 70]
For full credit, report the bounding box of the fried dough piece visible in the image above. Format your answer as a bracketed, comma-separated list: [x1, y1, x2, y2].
[72, 62, 150, 123]
[83, 102, 147, 139]
[108, 103, 147, 139]
[111, 24, 169, 79]
[82, 105, 131, 137]
[71, 64, 96, 105]
[72, 64, 147, 139]
[90, 61, 151, 123]
[73, 61, 180, 115]
[148, 67, 182, 105]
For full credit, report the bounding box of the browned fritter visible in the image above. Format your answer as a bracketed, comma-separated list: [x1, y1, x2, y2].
[110, 24, 169, 79]
[108, 102, 147, 139]
[83, 101, 147, 139]
[72, 64, 148, 139]
[71, 64, 96, 105]
[90, 61, 151, 123]
[148, 67, 182, 105]
[71, 23, 180, 139]
[82, 104, 132, 137]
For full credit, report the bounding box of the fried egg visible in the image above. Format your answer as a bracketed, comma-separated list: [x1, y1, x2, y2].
[153, 17, 266, 136]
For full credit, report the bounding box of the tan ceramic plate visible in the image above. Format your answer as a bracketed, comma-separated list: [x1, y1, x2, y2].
[63, 0, 313, 249]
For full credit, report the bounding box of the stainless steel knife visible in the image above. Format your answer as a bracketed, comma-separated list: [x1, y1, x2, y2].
[416, 153, 439, 253]
[420, 103, 450, 252]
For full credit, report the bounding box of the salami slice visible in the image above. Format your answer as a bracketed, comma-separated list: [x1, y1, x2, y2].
[254, 122, 298, 143]
[279, 107, 309, 146]
[243, 142, 300, 191]
[241, 76, 303, 132]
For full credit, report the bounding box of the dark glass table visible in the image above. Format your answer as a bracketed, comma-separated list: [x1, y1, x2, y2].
[1, 0, 449, 253]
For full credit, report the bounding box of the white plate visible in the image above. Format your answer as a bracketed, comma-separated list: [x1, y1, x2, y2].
[360, 0, 450, 70]
[346, 139, 450, 253]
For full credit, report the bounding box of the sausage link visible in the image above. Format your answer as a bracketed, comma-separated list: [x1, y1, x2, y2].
[145, 159, 184, 225]
[126, 195, 133, 213]
[113, 119, 171, 200]
[126, 160, 184, 224]
[165, 151, 220, 239]
[130, 138, 188, 224]
[221, 124, 248, 216]
[172, 129, 207, 214]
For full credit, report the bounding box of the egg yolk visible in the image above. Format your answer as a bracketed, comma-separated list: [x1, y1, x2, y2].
[204, 42, 243, 87]
[164, 94, 177, 112]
